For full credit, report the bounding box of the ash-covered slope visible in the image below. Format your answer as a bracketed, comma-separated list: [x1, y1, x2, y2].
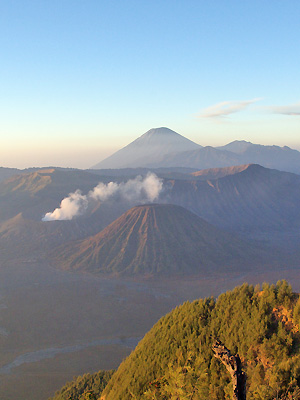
[55, 204, 269, 275]
[92, 127, 201, 169]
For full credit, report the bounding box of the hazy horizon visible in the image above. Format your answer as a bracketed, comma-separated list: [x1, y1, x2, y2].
[3, 129, 300, 170]
[1, 1, 299, 169]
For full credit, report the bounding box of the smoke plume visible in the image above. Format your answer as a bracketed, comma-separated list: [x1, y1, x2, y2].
[42, 173, 163, 221]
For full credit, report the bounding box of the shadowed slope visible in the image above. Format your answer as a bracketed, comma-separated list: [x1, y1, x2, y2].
[55, 204, 269, 275]
[0, 213, 97, 261]
[153, 146, 242, 169]
[218, 140, 300, 174]
[166, 164, 300, 244]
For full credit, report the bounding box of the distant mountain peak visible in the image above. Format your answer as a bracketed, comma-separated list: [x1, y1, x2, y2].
[131, 127, 200, 146]
[138, 127, 189, 140]
[142, 127, 179, 136]
[92, 127, 200, 169]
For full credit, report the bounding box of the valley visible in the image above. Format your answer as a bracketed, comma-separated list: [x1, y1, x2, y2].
[1, 260, 300, 400]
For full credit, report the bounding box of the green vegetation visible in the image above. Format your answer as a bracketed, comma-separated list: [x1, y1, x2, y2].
[49, 370, 114, 400]
[101, 280, 300, 399]
[51, 281, 300, 399]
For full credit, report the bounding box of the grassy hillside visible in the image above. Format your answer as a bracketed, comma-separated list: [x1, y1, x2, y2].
[50, 280, 300, 400]
[50, 370, 114, 400]
[99, 280, 300, 399]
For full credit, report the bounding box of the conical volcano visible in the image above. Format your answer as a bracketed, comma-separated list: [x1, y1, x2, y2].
[55, 204, 268, 275]
[92, 127, 201, 169]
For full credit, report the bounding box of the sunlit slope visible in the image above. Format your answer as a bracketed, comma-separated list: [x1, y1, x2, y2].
[190, 164, 251, 180]
[55, 203, 269, 275]
[51, 370, 115, 400]
[101, 281, 300, 400]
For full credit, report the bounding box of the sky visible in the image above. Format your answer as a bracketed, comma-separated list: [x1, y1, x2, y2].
[1, 0, 299, 169]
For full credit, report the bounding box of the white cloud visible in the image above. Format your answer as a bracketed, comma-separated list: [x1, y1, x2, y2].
[268, 101, 300, 116]
[198, 98, 261, 119]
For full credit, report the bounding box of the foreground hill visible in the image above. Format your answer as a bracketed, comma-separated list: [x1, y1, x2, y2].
[50, 370, 115, 400]
[51, 281, 300, 400]
[54, 204, 270, 275]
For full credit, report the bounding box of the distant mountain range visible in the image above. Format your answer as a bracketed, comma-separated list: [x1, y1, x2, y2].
[0, 163, 299, 267]
[54, 204, 270, 275]
[92, 127, 300, 174]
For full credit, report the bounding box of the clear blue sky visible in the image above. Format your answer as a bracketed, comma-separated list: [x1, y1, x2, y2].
[1, 0, 299, 168]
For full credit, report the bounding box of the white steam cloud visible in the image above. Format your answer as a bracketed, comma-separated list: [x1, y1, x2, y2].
[42, 173, 163, 221]
[43, 190, 89, 221]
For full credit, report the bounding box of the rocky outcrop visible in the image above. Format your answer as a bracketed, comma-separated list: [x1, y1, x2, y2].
[212, 339, 246, 400]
